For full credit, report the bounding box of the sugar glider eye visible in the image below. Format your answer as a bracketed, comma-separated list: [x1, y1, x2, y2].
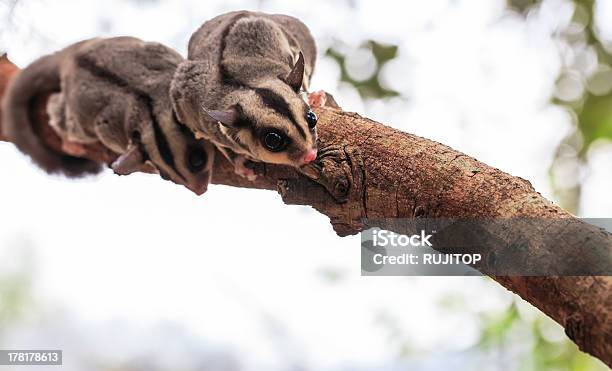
[187, 147, 208, 172]
[262, 130, 288, 152]
[305, 110, 317, 129]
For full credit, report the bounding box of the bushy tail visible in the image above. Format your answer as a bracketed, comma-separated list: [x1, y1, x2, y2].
[1, 54, 102, 176]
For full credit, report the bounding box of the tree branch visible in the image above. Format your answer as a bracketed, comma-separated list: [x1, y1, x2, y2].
[0, 55, 610, 366]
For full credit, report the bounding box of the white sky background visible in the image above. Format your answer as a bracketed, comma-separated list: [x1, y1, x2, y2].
[0, 0, 610, 370]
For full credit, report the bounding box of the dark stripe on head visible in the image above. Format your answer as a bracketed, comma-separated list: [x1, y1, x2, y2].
[149, 107, 186, 181]
[231, 106, 261, 151]
[231, 104, 255, 129]
[76, 55, 186, 181]
[254, 88, 306, 139]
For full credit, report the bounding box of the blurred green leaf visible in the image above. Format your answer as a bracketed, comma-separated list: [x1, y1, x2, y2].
[326, 40, 399, 99]
[578, 94, 612, 151]
[477, 302, 519, 348]
[0, 272, 33, 336]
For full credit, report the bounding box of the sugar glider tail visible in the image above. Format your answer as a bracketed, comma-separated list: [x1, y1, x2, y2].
[1, 53, 102, 177]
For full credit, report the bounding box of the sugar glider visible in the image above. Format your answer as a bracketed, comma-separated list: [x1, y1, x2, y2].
[2, 37, 215, 195]
[171, 11, 320, 180]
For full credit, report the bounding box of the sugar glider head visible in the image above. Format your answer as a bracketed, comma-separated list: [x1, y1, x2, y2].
[164, 127, 215, 196]
[112, 121, 215, 196]
[204, 52, 318, 167]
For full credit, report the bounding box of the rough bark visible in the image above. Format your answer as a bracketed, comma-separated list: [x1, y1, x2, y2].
[0, 55, 610, 366]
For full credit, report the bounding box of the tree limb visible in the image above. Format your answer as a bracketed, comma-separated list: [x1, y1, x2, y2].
[0, 55, 610, 366]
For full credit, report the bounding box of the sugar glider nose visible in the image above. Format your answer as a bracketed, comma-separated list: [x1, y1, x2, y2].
[301, 149, 318, 164]
[188, 181, 209, 196]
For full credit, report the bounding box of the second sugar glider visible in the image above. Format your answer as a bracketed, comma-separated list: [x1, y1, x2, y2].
[171, 11, 319, 180]
[2, 37, 215, 195]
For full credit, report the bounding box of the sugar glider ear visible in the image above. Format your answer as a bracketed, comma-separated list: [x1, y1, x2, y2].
[283, 51, 305, 93]
[111, 144, 146, 175]
[205, 108, 238, 127]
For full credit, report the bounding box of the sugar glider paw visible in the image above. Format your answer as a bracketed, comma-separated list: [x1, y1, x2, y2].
[308, 90, 327, 108]
[308, 90, 340, 109]
[234, 156, 258, 181]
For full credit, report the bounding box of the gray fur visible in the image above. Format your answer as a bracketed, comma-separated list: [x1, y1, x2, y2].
[171, 11, 318, 171]
[2, 37, 215, 195]
[1, 41, 102, 176]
